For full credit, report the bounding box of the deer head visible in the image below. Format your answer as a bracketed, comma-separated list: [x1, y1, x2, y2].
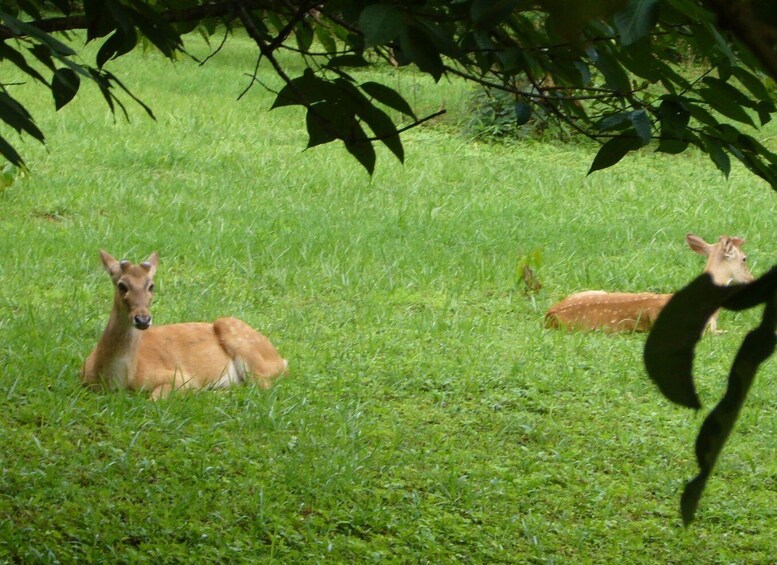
[685, 234, 754, 286]
[100, 250, 159, 330]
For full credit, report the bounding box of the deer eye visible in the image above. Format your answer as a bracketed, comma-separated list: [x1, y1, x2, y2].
[117, 281, 129, 293]
[148, 283, 155, 292]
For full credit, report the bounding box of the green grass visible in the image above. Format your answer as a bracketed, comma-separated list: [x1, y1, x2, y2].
[0, 32, 776, 562]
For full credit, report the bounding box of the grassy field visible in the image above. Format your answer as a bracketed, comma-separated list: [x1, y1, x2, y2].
[1, 32, 776, 562]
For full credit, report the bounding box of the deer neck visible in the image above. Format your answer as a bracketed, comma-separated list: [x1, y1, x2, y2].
[92, 308, 144, 387]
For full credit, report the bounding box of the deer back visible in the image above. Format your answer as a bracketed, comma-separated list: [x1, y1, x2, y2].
[545, 291, 673, 332]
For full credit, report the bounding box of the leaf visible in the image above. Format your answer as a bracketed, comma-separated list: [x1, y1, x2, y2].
[343, 122, 376, 175]
[593, 50, 631, 92]
[326, 55, 370, 69]
[0, 10, 76, 56]
[471, 0, 518, 30]
[701, 134, 731, 178]
[97, 28, 138, 68]
[588, 134, 641, 174]
[0, 44, 46, 82]
[656, 97, 691, 153]
[360, 105, 404, 163]
[97, 68, 155, 120]
[295, 21, 314, 53]
[52, 68, 80, 110]
[629, 109, 652, 145]
[399, 25, 444, 82]
[315, 25, 337, 53]
[731, 67, 771, 101]
[681, 292, 777, 525]
[272, 69, 336, 109]
[0, 92, 44, 141]
[359, 4, 404, 48]
[658, 97, 690, 133]
[597, 112, 631, 131]
[698, 80, 757, 127]
[306, 101, 351, 148]
[360, 82, 417, 119]
[515, 101, 532, 125]
[613, 0, 659, 46]
[655, 138, 689, 154]
[0, 135, 24, 167]
[644, 274, 734, 409]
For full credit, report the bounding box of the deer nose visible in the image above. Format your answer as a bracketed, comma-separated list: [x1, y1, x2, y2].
[133, 314, 152, 330]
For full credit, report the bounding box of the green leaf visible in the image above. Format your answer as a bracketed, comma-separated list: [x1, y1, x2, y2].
[613, 0, 659, 46]
[597, 112, 631, 131]
[656, 97, 690, 153]
[681, 281, 777, 524]
[655, 138, 689, 154]
[0, 44, 46, 83]
[0, 93, 44, 141]
[343, 122, 376, 175]
[0, 135, 24, 167]
[272, 69, 336, 109]
[52, 68, 80, 110]
[359, 4, 404, 48]
[658, 97, 690, 132]
[593, 50, 631, 92]
[471, 0, 518, 30]
[399, 25, 444, 82]
[360, 105, 404, 163]
[97, 28, 138, 68]
[515, 101, 532, 125]
[731, 67, 772, 102]
[629, 109, 651, 145]
[306, 101, 351, 148]
[295, 21, 314, 53]
[326, 55, 370, 69]
[315, 24, 337, 53]
[702, 77, 757, 108]
[588, 134, 641, 174]
[644, 274, 733, 409]
[360, 82, 417, 119]
[0, 9, 75, 56]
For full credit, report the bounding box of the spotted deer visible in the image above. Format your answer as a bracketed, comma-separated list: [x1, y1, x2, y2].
[545, 234, 754, 333]
[82, 250, 288, 399]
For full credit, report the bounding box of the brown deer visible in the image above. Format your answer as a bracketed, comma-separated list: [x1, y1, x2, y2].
[545, 234, 754, 333]
[82, 250, 288, 399]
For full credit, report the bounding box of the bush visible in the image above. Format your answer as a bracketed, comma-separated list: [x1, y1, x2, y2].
[464, 86, 576, 143]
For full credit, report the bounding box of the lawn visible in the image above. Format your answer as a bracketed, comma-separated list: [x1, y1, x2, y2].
[0, 31, 775, 562]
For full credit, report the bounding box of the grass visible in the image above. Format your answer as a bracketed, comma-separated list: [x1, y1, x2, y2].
[0, 31, 776, 562]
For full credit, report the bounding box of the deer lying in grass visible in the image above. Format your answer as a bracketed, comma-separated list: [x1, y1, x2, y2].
[545, 234, 754, 333]
[82, 250, 288, 399]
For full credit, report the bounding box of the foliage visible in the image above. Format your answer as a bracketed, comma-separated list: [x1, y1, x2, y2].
[645, 268, 777, 524]
[1, 1, 777, 182]
[466, 86, 570, 142]
[0, 0, 776, 525]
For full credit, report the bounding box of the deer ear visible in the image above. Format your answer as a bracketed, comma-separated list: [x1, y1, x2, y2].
[99, 250, 122, 279]
[730, 237, 745, 248]
[144, 252, 159, 277]
[685, 234, 711, 256]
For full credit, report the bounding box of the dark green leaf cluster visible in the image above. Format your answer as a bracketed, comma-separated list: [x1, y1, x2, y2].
[2, 1, 777, 184]
[645, 269, 777, 524]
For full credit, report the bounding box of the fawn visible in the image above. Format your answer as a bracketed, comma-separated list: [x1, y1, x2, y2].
[545, 234, 754, 333]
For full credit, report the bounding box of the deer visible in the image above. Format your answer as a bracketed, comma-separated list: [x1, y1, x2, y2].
[545, 234, 754, 333]
[82, 250, 288, 400]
